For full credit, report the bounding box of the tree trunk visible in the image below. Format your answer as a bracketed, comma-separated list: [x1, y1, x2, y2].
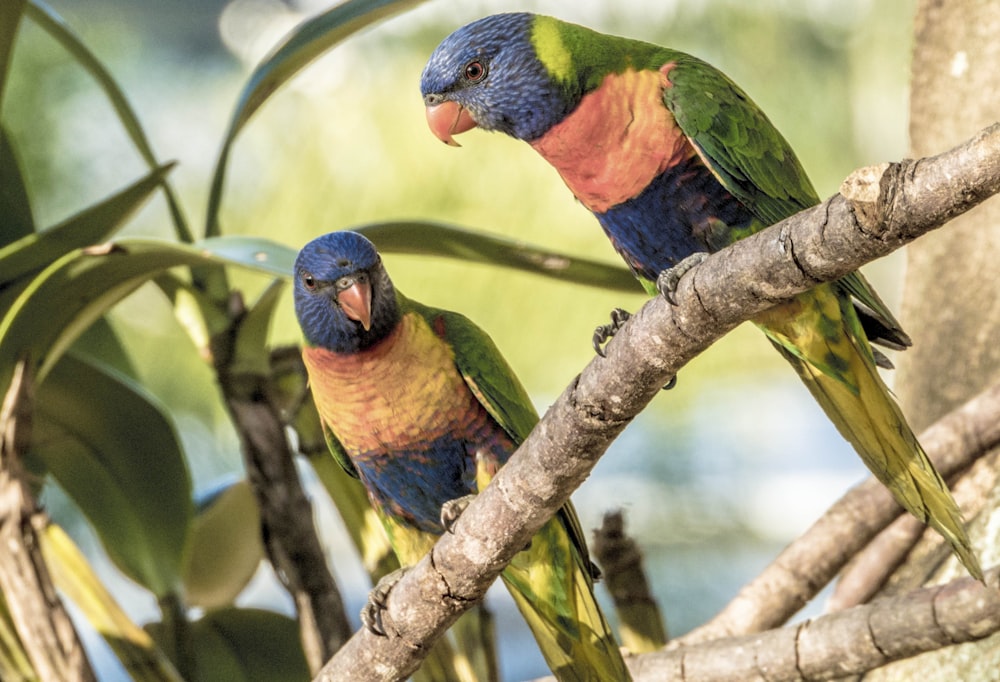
[869, 0, 1000, 678]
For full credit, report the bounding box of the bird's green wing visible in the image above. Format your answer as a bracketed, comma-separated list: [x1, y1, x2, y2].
[663, 55, 913, 351]
[663, 53, 819, 230]
[402, 295, 539, 444]
[403, 295, 596, 573]
[322, 422, 360, 479]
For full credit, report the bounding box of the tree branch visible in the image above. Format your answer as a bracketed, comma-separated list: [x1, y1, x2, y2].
[623, 566, 1000, 681]
[0, 360, 96, 682]
[676, 379, 1000, 645]
[212, 293, 353, 674]
[314, 122, 1000, 680]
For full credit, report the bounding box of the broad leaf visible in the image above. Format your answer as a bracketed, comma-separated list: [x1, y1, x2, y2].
[35, 352, 193, 599]
[0, 164, 173, 287]
[147, 608, 310, 682]
[197, 221, 640, 292]
[206, 0, 427, 236]
[0, 238, 211, 388]
[181, 478, 263, 611]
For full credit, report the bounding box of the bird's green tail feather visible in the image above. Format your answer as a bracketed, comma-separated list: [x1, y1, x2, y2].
[501, 513, 632, 681]
[757, 285, 982, 581]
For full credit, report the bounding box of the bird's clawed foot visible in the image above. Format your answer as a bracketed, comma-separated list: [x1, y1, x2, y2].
[362, 566, 410, 636]
[656, 252, 709, 304]
[592, 308, 632, 357]
[440, 494, 477, 533]
[591, 307, 677, 389]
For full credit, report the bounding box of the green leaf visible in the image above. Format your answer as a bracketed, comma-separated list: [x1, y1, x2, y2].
[147, 608, 310, 682]
[35, 352, 193, 598]
[0, 0, 26, 116]
[196, 221, 641, 292]
[0, 238, 211, 388]
[356, 222, 641, 292]
[181, 478, 263, 611]
[24, 0, 193, 244]
[0, 124, 34, 246]
[0, 163, 174, 288]
[206, 0, 427, 237]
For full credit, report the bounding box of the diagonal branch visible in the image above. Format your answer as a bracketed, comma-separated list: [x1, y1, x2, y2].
[626, 566, 1000, 681]
[314, 122, 1000, 681]
[676, 379, 1000, 645]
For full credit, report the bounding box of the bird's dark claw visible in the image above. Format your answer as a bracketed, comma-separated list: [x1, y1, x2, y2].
[592, 308, 632, 357]
[362, 566, 409, 636]
[441, 494, 477, 533]
[656, 252, 709, 304]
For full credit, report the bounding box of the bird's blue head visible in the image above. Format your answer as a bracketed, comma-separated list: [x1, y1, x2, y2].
[293, 231, 398, 353]
[420, 13, 574, 143]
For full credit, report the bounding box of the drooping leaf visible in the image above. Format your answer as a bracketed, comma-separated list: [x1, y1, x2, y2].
[0, 124, 34, 246]
[41, 524, 183, 682]
[147, 608, 310, 682]
[196, 221, 641, 292]
[23, 0, 192, 244]
[181, 478, 263, 611]
[356, 221, 640, 292]
[206, 0, 427, 236]
[0, 163, 174, 288]
[0, 238, 211, 388]
[35, 352, 193, 599]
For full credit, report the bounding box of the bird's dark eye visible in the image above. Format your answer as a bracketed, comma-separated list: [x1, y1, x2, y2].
[463, 60, 486, 83]
[302, 273, 316, 290]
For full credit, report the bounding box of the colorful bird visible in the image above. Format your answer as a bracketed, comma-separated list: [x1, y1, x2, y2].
[294, 230, 631, 681]
[420, 13, 982, 580]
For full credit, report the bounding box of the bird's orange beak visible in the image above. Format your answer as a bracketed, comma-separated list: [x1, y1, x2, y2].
[337, 280, 372, 331]
[425, 100, 478, 147]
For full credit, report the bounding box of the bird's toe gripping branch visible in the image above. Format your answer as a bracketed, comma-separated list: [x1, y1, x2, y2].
[592, 307, 633, 358]
[440, 494, 477, 534]
[656, 251, 709, 305]
[362, 566, 410, 637]
[593, 307, 677, 390]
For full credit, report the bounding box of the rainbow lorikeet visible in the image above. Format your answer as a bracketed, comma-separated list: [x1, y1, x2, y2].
[419, 13, 982, 579]
[294, 230, 631, 681]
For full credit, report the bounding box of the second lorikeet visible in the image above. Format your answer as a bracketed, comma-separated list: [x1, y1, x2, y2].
[419, 13, 982, 579]
[294, 230, 631, 681]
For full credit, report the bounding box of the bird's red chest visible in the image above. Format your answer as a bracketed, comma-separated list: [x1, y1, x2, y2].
[530, 66, 695, 213]
[302, 315, 473, 455]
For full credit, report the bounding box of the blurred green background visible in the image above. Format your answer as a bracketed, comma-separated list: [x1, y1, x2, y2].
[4, 0, 917, 679]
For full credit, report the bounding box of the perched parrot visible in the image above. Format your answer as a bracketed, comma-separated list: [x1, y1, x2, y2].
[294, 230, 632, 682]
[420, 13, 982, 579]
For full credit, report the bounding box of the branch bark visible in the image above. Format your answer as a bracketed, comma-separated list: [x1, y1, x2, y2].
[622, 566, 999, 681]
[212, 293, 353, 675]
[0, 360, 96, 682]
[676, 379, 1000, 645]
[314, 123, 1000, 680]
